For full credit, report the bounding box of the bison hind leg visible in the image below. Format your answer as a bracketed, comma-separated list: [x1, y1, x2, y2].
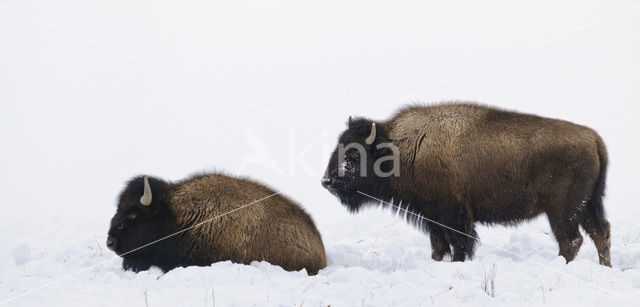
[547, 213, 583, 263]
[580, 207, 611, 266]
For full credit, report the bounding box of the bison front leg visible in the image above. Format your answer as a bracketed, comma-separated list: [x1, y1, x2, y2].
[429, 227, 451, 261]
[442, 203, 478, 262]
[445, 229, 477, 262]
[122, 257, 152, 272]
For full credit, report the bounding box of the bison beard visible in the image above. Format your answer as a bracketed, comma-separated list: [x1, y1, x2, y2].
[322, 102, 611, 266]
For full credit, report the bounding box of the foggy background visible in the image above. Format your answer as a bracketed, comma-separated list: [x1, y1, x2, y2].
[1, 0, 638, 226]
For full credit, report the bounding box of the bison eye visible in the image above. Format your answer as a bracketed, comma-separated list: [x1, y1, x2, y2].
[118, 224, 124, 230]
[126, 212, 137, 220]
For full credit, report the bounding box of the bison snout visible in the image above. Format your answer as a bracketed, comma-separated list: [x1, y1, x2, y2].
[321, 177, 339, 196]
[106, 236, 117, 251]
[321, 177, 333, 189]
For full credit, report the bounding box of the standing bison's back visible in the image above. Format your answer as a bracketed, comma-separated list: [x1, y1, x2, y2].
[322, 102, 610, 266]
[390, 104, 607, 227]
[108, 173, 326, 274]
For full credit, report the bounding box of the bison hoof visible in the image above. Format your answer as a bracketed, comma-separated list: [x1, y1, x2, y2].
[431, 253, 445, 262]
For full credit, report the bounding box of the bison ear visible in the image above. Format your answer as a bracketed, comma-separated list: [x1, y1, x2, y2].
[348, 116, 353, 127]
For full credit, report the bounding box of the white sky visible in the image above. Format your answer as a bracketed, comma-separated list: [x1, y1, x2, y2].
[0, 0, 638, 224]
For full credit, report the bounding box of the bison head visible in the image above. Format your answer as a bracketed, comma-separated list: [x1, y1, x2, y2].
[107, 176, 174, 271]
[322, 117, 399, 212]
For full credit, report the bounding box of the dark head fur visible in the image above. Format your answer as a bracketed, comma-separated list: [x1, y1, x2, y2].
[107, 176, 178, 272]
[322, 117, 395, 212]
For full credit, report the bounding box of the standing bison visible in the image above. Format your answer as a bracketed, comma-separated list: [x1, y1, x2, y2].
[322, 103, 611, 266]
[107, 173, 327, 274]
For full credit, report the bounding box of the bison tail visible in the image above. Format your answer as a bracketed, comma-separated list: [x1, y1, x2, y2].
[588, 136, 608, 231]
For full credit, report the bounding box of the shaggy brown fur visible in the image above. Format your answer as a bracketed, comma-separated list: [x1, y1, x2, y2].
[322, 102, 611, 266]
[107, 173, 327, 274]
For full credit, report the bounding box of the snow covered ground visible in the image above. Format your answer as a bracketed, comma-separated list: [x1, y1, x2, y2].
[1, 0, 639, 306]
[2, 207, 640, 306]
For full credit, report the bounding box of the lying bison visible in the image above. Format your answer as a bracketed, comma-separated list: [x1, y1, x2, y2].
[107, 173, 327, 274]
[322, 102, 611, 266]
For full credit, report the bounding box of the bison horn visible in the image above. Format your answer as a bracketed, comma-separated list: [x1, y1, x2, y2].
[365, 123, 376, 145]
[140, 176, 152, 206]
